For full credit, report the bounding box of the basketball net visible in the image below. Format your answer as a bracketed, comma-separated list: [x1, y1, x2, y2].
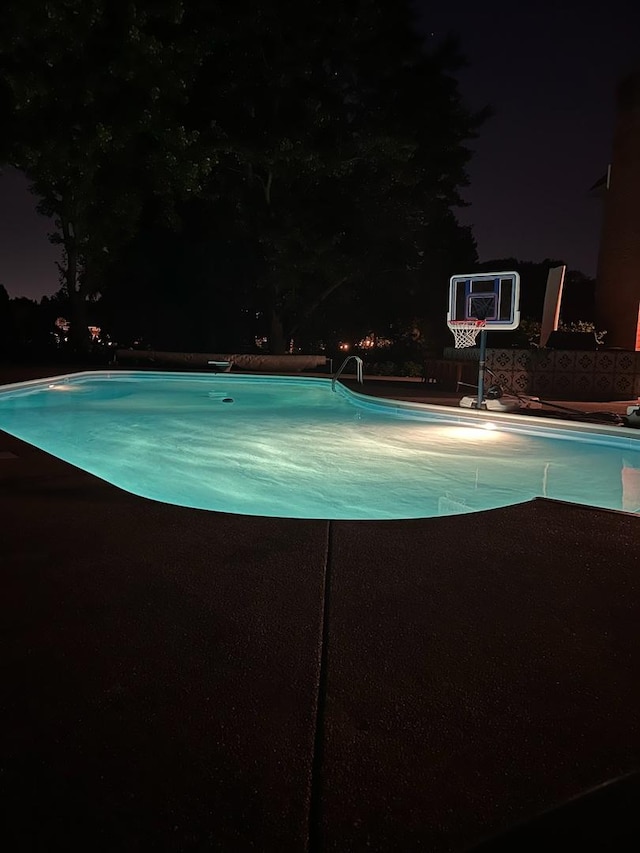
[449, 319, 486, 349]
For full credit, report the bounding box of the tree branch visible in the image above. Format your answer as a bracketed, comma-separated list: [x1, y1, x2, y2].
[290, 275, 350, 337]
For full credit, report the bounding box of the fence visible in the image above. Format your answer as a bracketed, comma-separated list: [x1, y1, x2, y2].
[482, 348, 640, 401]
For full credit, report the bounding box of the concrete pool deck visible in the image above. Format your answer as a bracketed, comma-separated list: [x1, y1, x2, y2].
[1, 364, 639, 851]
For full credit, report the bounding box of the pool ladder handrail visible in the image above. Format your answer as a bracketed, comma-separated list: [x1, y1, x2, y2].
[332, 355, 364, 391]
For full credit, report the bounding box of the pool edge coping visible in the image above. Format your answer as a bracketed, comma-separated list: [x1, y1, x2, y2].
[2, 368, 640, 451]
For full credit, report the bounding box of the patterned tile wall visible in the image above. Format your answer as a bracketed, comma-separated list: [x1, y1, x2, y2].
[482, 349, 640, 400]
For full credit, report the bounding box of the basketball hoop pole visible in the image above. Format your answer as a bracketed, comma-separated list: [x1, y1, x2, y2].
[476, 327, 488, 409]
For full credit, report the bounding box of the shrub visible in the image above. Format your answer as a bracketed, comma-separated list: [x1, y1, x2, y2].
[400, 361, 423, 377]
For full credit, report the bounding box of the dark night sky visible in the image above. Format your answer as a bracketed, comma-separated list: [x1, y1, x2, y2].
[418, 0, 639, 278]
[0, 0, 638, 301]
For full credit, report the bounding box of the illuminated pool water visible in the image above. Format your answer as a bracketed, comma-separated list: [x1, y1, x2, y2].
[1, 371, 639, 519]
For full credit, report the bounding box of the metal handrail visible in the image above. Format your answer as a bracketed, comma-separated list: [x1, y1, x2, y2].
[331, 355, 363, 391]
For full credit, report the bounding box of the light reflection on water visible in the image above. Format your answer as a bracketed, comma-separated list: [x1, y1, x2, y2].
[0, 374, 638, 519]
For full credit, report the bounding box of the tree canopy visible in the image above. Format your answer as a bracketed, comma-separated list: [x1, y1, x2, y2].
[1, 0, 486, 353]
[476, 258, 596, 323]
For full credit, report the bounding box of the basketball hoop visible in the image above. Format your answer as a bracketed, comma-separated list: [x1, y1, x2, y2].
[449, 319, 486, 349]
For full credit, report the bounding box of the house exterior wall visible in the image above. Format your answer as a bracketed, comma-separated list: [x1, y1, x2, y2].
[595, 71, 640, 349]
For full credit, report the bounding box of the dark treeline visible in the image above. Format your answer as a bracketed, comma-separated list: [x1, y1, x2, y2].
[0, 256, 596, 362]
[0, 1, 595, 361]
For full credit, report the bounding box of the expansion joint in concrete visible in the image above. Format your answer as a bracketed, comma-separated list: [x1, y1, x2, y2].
[307, 520, 333, 853]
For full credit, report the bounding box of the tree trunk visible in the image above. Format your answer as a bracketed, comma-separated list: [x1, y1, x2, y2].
[268, 307, 287, 355]
[289, 276, 349, 339]
[68, 282, 90, 354]
[61, 215, 91, 354]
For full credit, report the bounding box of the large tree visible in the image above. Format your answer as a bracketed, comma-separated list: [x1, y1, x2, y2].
[191, 0, 485, 352]
[0, 0, 213, 350]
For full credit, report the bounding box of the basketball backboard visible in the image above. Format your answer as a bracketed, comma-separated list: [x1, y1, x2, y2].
[447, 272, 521, 331]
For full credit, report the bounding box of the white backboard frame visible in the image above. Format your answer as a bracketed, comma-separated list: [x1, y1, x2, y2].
[447, 272, 521, 331]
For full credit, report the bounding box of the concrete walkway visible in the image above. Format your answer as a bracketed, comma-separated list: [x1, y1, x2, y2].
[1, 365, 639, 851]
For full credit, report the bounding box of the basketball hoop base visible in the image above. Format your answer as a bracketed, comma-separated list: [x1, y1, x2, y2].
[459, 395, 523, 412]
[625, 405, 640, 428]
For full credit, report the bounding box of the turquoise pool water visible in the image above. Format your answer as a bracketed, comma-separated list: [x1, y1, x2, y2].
[1, 371, 639, 519]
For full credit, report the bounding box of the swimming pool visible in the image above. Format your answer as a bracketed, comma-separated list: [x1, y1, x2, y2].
[1, 371, 639, 519]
